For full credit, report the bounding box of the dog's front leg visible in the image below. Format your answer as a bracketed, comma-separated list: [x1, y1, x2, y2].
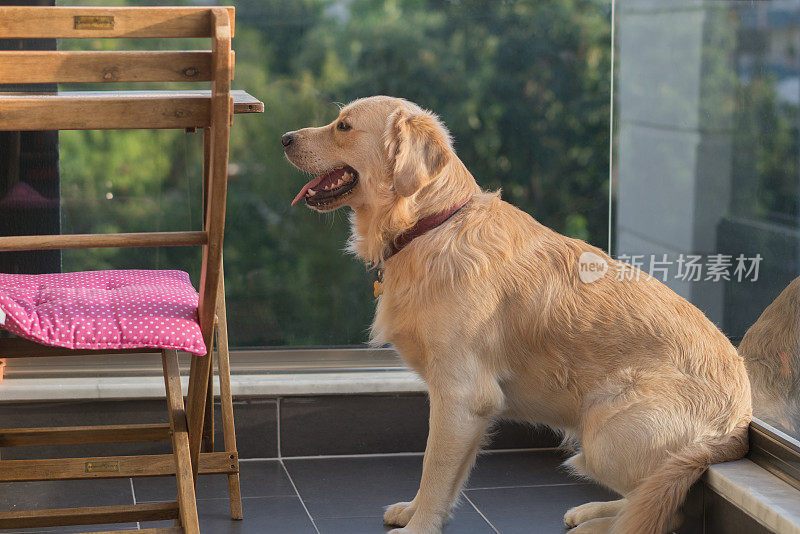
[386, 379, 503, 534]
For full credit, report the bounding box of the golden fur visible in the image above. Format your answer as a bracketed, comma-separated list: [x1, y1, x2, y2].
[739, 277, 800, 434]
[283, 96, 752, 534]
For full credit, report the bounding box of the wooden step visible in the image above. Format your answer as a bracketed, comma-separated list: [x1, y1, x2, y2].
[0, 50, 220, 84]
[0, 90, 263, 131]
[0, 231, 207, 254]
[0, 451, 238, 482]
[0, 6, 236, 39]
[80, 528, 183, 534]
[0, 501, 178, 529]
[0, 423, 171, 446]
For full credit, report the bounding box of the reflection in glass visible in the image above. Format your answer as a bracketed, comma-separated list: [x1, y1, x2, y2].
[739, 277, 800, 436]
[614, 1, 800, 442]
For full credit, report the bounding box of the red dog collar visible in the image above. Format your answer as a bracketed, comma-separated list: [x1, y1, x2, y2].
[386, 196, 472, 260]
[374, 196, 472, 297]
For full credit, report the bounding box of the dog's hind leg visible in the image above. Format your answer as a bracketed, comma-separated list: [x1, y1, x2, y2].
[386, 374, 504, 534]
[566, 510, 684, 534]
[575, 372, 748, 534]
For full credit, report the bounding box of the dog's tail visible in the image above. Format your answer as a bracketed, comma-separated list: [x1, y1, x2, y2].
[611, 420, 749, 534]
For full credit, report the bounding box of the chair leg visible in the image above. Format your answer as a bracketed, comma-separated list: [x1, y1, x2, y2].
[162, 349, 200, 534]
[185, 352, 212, 484]
[215, 281, 243, 520]
[202, 351, 215, 454]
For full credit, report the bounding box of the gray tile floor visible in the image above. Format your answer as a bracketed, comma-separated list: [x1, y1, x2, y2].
[0, 449, 618, 534]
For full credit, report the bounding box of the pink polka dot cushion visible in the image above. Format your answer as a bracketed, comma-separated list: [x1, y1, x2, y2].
[0, 270, 207, 355]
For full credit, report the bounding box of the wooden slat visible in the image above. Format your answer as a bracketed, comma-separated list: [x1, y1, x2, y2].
[0, 90, 261, 112]
[0, 346, 161, 359]
[0, 335, 161, 359]
[229, 88, 263, 113]
[0, 93, 211, 130]
[0, 6, 235, 39]
[0, 51, 215, 84]
[49, 89, 260, 113]
[0, 424, 171, 447]
[85, 528, 182, 534]
[0, 231, 207, 252]
[0, 502, 178, 529]
[0, 91, 261, 131]
[0, 451, 238, 482]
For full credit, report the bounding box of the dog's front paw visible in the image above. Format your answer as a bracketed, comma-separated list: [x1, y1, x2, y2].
[388, 528, 439, 534]
[564, 502, 599, 528]
[384, 501, 416, 527]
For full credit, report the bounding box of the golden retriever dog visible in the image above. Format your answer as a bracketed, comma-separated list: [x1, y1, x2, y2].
[282, 96, 751, 534]
[739, 276, 800, 435]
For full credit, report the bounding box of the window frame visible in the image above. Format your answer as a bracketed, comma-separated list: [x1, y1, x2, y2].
[748, 419, 800, 492]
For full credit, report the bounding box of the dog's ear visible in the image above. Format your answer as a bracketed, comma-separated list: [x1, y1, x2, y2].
[385, 107, 452, 197]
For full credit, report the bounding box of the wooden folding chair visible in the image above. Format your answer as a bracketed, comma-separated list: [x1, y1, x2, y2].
[0, 6, 263, 533]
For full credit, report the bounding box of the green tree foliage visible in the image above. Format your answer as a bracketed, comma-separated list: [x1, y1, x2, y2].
[58, 0, 611, 346]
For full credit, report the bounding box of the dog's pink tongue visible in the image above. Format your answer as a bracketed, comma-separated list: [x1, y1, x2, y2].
[291, 175, 324, 206]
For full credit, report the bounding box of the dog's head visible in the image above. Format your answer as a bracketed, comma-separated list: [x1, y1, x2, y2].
[283, 96, 480, 264]
[282, 95, 453, 213]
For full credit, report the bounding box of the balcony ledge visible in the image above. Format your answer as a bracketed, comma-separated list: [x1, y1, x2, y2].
[0, 369, 427, 401]
[705, 459, 800, 534]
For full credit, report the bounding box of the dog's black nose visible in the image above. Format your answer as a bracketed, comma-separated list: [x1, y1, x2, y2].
[281, 132, 295, 148]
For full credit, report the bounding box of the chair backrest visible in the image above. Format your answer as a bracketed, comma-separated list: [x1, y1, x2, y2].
[0, 6, 236, 346]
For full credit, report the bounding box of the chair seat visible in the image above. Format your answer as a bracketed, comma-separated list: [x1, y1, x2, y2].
[0, 270, 206, 355]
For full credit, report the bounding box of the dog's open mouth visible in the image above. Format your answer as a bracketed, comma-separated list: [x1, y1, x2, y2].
[291, 166, 359, 207]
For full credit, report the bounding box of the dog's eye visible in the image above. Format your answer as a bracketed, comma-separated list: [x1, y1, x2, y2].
[336, 121, 351, 131]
